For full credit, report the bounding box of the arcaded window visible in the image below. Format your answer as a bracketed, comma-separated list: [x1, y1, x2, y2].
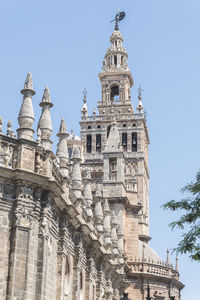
[132, 133, 137, 152]
[122, 133, 127, 151]
[96, 134, 101, 153]
[111, 85, 119, 101]
[86, 135, 92, 153]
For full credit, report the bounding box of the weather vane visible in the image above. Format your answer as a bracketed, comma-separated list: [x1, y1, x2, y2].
[111, 11, 126, 31]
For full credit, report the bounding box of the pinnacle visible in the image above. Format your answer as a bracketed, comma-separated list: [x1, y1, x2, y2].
[57, 118, 68, 136]
[24, 72, 34, 90]
[40, 86, 53, 107]
[103, 199, 110, 212]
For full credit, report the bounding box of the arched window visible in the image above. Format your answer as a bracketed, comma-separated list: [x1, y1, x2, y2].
[110, 85, 119, 101]
[96, 134, 101, 153]
[132, 133, 137, 151]
[122, 133, 127, 151]
[86, 135, 92, 153]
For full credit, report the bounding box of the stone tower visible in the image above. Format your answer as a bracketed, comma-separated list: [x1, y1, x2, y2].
[80, 26, 183, 299]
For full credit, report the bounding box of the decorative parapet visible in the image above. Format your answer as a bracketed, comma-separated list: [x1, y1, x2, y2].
[127, 260, 179, 280]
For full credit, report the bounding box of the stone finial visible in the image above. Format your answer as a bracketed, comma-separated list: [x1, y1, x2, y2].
[58, 118, 68, 134]
[17, 72, 35, 140]
[37, 128, 41, 143]
[175, 256, 179, 273]
[83, 168, 93, 219]
[166, 249, 170, 265]
[0, 117, 3, 133]
[41, 86, 53, 106]
[38, 86, 53, 150]
[7, 121, 12, 136]
[56, 118, 69, 177]
[23, 72, 34, 91]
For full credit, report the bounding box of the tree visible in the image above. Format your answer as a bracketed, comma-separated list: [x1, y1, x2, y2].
[162, 170, 200, 261]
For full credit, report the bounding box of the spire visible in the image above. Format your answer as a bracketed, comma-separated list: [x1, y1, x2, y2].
[38, 86, 53, 150]
[17, 72, 35, 140]
[94, 184, 103, 233]
[103, 199, 111, 246]
[104, 119, 122, 153]
[56, 118, 69, 177]
[137, 85, 144, 113]
[83, 168, 93, 219]
[81, 88, 88, 118]
[166, 249, 170, 265]
[71, 146, 82, 199]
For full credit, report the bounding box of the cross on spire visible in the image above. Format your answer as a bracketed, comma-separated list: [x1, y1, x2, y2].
[137, 85, 144, 97]
[82, 88, 88, 98]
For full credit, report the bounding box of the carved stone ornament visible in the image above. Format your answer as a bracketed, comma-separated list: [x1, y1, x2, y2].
[24, 72, 34, 90]
[15, 206, 33, 227]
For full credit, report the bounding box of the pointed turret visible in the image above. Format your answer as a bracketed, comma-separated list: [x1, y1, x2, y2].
[71, 146, 82, 200]
[94, 184, 103, 233]
[83, 168, 93, 219]
[17, 72, 35, 140]
[81, 88, 88, 118]
[56, 118, 69, 177]
[103, 199, 111, 246]
[38, 86, 53, 150]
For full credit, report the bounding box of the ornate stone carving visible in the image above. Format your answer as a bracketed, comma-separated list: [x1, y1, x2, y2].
[15, 206, 33, 227]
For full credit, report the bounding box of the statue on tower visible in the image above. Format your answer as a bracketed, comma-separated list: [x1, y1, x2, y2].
[111, 11, 126, 30]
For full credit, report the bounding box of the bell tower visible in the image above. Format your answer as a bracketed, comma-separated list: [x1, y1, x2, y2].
[98, 29, 134, 116]
[80, 24, 150, 246]
[80, 16, 183, 300]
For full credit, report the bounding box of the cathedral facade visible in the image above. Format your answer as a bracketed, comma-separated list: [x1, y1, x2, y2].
[0, 26, 183, 300]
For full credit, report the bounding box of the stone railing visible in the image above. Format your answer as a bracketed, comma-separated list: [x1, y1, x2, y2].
[128, 260, 179, 280]
[81, 113, 144, 122]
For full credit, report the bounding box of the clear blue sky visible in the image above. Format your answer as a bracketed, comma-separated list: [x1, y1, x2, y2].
[0, 1, 199, 299]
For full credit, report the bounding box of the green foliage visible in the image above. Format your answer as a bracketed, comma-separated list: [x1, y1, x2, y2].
[162, 171, 200, 261]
